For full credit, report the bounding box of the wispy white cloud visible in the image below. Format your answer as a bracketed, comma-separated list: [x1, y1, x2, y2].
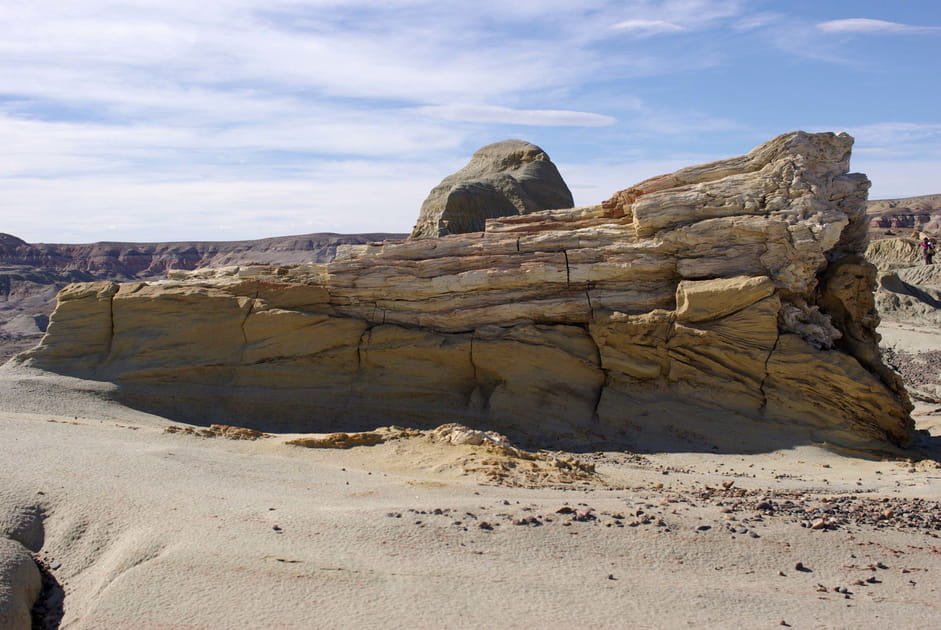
[836, 122, 941, 156]
[731, 12, 782, 32]
[1, 0, 938, 242]
[817, 18, 941, 35]
[612, 19, 686, 35]
[0, 163, 450, 243]
[414, 105, 617, 127]
[629, 110, 741, 136]
[560, 154, 720, 202]
[855, 160, 941, 200]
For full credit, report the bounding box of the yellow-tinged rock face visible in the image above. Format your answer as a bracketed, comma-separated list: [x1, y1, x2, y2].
[675, 276, 775, 323]
[20, 131, 914, 450]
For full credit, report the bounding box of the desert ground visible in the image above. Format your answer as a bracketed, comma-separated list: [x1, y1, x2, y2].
[1, 317, 940, 629]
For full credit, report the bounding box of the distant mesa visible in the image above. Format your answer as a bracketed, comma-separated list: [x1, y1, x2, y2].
[867, 194, 941, 238]
[0, 232, 406, 277]
[409, 139, 574, 239]
[0, 233, 29, 250]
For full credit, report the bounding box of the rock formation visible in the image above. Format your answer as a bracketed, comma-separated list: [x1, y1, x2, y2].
[1, 495, 43, 630]
[0, 231, 405, 361]
[409, 140, 573, 239]
[17, 132, 914, 451]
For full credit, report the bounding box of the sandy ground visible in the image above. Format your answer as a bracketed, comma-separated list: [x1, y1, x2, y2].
[1, 322, 940, 629]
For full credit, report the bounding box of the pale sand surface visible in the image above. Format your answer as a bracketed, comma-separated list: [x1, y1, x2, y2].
[879, 320, 941, 354]
[2, 355, 941, 629]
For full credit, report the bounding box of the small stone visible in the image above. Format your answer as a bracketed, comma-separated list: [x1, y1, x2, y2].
[478, 521, 493, 530]
[574, 508, 595, 521]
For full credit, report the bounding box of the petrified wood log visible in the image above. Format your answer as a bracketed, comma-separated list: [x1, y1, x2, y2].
[19, 132, 913, 451]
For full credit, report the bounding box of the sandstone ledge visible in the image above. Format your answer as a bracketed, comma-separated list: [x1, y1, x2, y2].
[18, 132, 914, 451]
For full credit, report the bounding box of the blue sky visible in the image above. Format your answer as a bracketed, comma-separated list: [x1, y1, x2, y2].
[2, 0, 940, 243]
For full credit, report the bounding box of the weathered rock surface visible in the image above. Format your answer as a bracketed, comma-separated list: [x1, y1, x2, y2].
[0, 538, 40, 630]
[409, 140, 573, 239]
[18, 132, 914, 451]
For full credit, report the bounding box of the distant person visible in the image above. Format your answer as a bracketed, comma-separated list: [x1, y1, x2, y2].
[920, 236, 935, 265]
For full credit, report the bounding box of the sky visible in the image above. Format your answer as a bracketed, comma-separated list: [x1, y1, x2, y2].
[2, 0, 940, 243]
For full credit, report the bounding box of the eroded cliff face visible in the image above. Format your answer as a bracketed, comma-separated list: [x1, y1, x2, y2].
[18, 132, 914, 451]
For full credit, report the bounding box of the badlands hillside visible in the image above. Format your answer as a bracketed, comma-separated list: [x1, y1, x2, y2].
[867, 193, 941, 239]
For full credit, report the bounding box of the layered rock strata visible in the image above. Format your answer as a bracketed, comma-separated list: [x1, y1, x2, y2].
[867, 194, 941, 238]
[0, 232, 404, 277]
[409, 140, 573, 239]
[0, 232, 405, 359]
[19, 132, 914, 450]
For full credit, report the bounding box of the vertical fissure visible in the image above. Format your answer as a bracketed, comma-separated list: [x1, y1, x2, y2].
[758, 332, 781, 412]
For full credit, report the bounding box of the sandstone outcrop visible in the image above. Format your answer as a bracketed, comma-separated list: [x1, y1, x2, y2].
[0, 232, 405, 361]
[18, 132, 914, 451]
[0, 537, 40, 630]
[409, 140, 573, 239]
